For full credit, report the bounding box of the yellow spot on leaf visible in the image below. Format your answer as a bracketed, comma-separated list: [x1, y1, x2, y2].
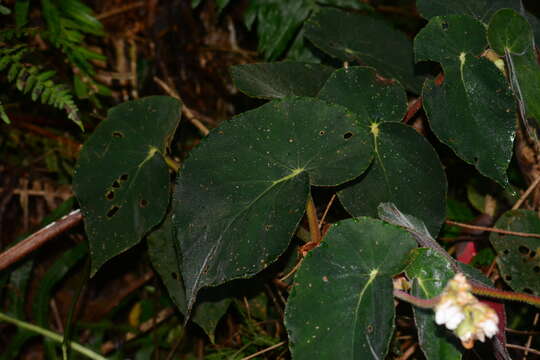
[370, 123, 380, 137]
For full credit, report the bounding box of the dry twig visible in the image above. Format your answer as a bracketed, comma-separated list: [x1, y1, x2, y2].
[240, 340, 286, 360]
[153, 76, 210, 135]
[512, 175, 540, 210]
[445, 220, 540, 239]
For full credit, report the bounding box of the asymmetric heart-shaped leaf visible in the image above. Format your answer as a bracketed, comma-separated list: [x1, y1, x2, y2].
[317, 66, 407, 124]
[416, 0, 540, 49]
[147, 215, 232, 341]
[488, 9, 532, 55]
[489, 210, 540, 295]
[416, 0, 520, 23]
[73, 96, 181, 276]
[406, 248, 462, 360]
[415, 15, 516, 186]
[317, 67, 446, 235]
[338, 123, 447, 236]
[488, 9, 540, 123]
[305, 8, 423, 93]
[231, 62, 334, 99]
[285, 217, 416, 360]
[174, 97, 373, 312]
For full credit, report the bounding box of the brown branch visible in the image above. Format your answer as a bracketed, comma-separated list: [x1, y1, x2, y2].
[240, 341, 287, 360]
[523, 312, 539, 358]
[101, 306, 175, 355]
[318, 194, 336, 230]
[445, 220, 540, 239]
[153, 76, 210, 136]
[0, 209, 83, 271]
[506, 343, 540, 356]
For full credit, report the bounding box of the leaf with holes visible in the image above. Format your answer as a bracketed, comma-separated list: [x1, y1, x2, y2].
[231, 62, 334, 99]
[489, 209, 540, 295]
[415, 15, 516, 186]
[147, 214, 232, 341]
[73, 96, 181, 276]
[406, 248, 462, 360]
[318, 67, 447, 236]
[488, 9, 540, 123]
[174, 97, 373, 313]
[416, 0, 520, 23]
[285, 217, 416, 360]
[305, 8, 424, 93]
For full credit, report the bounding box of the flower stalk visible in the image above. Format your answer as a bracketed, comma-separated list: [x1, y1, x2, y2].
[394, 273, 500, 349]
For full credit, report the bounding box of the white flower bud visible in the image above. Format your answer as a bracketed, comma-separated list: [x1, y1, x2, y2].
[434, 273, 499, 349]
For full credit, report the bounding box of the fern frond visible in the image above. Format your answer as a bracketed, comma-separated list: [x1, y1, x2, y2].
[0, 27, 37, 42]
[0, 44, 82, 129]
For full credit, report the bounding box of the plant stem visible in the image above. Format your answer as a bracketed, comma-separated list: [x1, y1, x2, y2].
[393, 289, 440, 309]
[471, 284, 540, 307]
[0, 209, 83, 271]
[306, 195, 321, 244]
[164, 154, 180, 172]
[445, 220, 540, 239]
[0, 311, 106, 360]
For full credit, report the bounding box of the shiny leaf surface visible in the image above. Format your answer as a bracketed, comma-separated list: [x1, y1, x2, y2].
[318, 66, 406, 124]
[339, 123, 447, 236]
[174, 97, 373, 312]
[488, 9, 540, 122]
[415, 15, 516, 185]
[317, 67, 446, 235]
[285, 218, 416, 360]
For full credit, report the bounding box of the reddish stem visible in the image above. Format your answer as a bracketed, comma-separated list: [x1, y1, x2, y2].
[402, 97, 423, 124]
[0, 209, 83, 271]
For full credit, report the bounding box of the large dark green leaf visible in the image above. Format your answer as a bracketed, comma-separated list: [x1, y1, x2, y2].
[488, 9, 531, 55]
[416, 0, 520, 23]
[231, 62, 334, 99]
[174, 97, 373, 312]
[339, 123, 447, 236]
[147, 214, 232, 341]
[305, 8, 424, 93]
[317, 66, 406, 123]
[415, 15, 516, 186]
[73, 96, 181, 276]
[488, 9, 540, 123]
[317, 67, 446, 234]
[489, 209, 540, 295]
[406, 248, 462, 360]
[285, 217, 416, 360]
